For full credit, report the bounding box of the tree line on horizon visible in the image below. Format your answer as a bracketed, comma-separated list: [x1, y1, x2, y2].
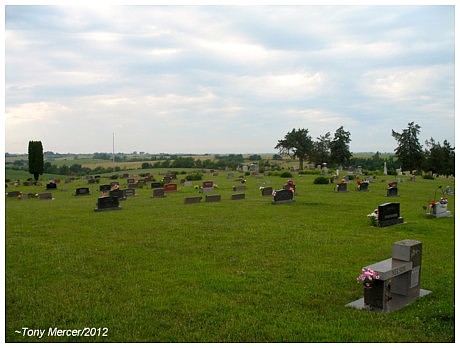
[8, 123, 455, 181]
[275, 122, 454, 176]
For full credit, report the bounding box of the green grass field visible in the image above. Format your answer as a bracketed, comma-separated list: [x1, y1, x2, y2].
[5, 171, 455, 342]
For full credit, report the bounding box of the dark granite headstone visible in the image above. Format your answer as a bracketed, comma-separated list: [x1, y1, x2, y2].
[231, 193, 245, 200]
[7, 191, 21, 198]
[272, 189, 294, 204]
[99, 184, 112, 192]
[124, 188, 136, 197]
[184, 196, 202, 204]
[151, 182, 162, 189]
[109, 189, 126, 201]
[38, 192, 53, 200]
[261, 187, 273, 196]
[75, 187, 90, 196]
[205, 194, 221, 202]
[152, 188, 165, 198]
[94, 196, 121, 212]
[337, 183, 348, 192]
[387, 186, 398, 197]
[358, 182, 369, 191]
[378, 202, 404, 227]
[46, 182, 57, 190]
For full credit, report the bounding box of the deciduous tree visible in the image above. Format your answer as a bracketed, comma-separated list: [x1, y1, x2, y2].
[275, 128, 313, 170]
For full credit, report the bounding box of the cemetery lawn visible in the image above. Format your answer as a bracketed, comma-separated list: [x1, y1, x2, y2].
[5, 172, 455, 342]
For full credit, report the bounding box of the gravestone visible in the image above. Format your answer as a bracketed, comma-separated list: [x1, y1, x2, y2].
[205, 194, 221, 203]
[184, 196, 202, 204]
[231, 193, 245, 200]
[183, 181, 193, 187]
[46, 182, 57, 190]
[7, 191, 21, 198]
[164, 183, 178, 193]
[336, 183, 348, 192]
[358, 182, 369, 192]
[227, 173, 234, 179]
[163, 176, 172, 184]
[38, 192, 53, 200]
[387, 186, 398, 197]
[109, 189, 127, 201]
[110, 181, 119, 187]
[202, 181, 214, 188]
[444, 186, 453, 195]
[152, 188, 165, 198]
[124, 188, 136, 197]
[201, 187, 214, 194]
[128, 183, 138, 189]
[99, 184, 112, 192]
[260, 186, 273, 196]
[75, 187, 90, 196]
[346, 240, 430, 313]
[378, 202, 404, 227]
[151, 182, 162, 189]
[429, 202, 452, 218]
[272, 189, 294, 204]
[127, 178, 135, 184]
[87, 178, 96, 184]
[94, 196, 121, 212]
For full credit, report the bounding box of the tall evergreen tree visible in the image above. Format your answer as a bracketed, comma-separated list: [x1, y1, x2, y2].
[391, 122, 424, 172]
[28, 140, 44, 181]
[330, 126, 352, 167]
[275, 128, 313, 170]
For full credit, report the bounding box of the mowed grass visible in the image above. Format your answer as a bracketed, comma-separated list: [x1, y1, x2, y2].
[5, 172, 455, 342]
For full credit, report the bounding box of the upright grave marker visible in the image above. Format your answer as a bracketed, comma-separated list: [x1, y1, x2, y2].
[94, 196, 121, 212]
[272, 189, 294, 204]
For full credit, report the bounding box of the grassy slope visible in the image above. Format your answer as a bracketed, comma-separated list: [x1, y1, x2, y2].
[5, 172, 455, 342]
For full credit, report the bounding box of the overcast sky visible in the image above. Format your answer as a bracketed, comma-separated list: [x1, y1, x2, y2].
[4, 3, 455, 154]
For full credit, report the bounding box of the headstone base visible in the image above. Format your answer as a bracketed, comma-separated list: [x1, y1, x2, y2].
[378, 217, 404, 227]
[346, 289, 431, 313]
[427, 211, 452, 218]
[94, 207, 122, 212]
[271, 199, 295, 204]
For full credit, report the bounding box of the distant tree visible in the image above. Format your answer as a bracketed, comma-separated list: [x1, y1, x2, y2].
[392, 122, 424, 172]
[28, 140, 44, 181]
[330, 126, 352, 167]
[248, 154, 262, 161]
[312, 132, 331, 166]
[423, 138, 455, 176]
[275, 128, 313, 170]
[272, 154, 282, 160]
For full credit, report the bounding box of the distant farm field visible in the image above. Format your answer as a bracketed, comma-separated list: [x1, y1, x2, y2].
[5, 170, 455, 342]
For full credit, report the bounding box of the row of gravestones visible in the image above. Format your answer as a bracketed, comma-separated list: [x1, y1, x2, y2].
[335, 181, 400, 196]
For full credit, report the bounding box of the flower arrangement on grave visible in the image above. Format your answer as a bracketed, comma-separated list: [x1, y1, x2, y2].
[439, 197, 448, 205]
[357, 267, 380, 287]
[367, 209, 379, 226]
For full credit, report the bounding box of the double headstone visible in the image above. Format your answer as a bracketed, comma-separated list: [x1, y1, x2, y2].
[358, 182, 369, 191]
